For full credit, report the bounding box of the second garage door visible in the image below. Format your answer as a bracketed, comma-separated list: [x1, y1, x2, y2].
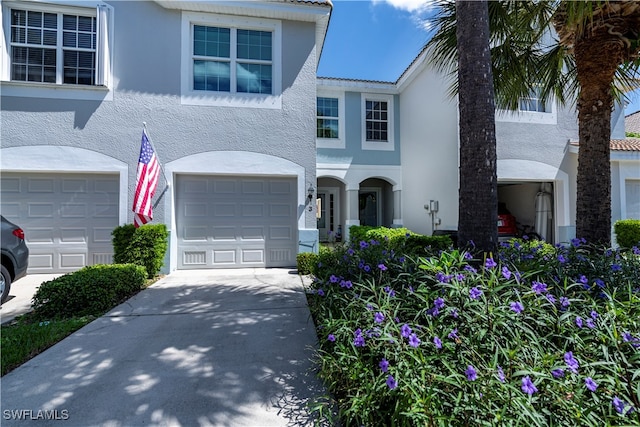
[176, 175, 297, 269]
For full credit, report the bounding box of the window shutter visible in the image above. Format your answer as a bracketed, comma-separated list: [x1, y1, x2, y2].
[95, 4, 111, 87]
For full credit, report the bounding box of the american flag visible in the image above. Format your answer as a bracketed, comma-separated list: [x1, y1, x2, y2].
[132, 129, 160, 227]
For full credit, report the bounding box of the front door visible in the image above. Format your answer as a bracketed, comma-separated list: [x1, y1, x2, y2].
[317, 188, 340, 242]
[359, 189, 380, 227]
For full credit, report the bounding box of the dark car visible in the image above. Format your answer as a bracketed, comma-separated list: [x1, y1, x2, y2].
[1, 216, 29, 303]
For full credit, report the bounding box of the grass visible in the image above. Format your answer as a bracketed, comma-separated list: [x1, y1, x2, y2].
[1, 316, 93, 376]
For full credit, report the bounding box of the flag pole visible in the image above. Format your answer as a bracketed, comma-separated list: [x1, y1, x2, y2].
[142, 122, 171, 210]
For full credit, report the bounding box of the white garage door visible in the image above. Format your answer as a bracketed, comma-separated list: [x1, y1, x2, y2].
[176, 175, 297, 269]
[0, 173, 119, 273]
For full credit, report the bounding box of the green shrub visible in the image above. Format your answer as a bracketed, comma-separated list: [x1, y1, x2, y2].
[297, 252, 318, 275]
[307, 245, 640, 426]
[31, 264, 147, 320]
[614, 219, 640, 249]
[112, 224, 168, 278]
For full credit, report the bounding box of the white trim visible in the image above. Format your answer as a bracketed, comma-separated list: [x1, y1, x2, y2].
[1, 0, 114, 99]
[317, 163, 402, 191]
[361, 93, 395, 151]
[316, 90, 345, 149]
[164, 151, 308, 271]
[180, 11, 282, 109]
[618, 163, 640, 219]
[0, 145, 129, 225]
[496, 100, 557, 125]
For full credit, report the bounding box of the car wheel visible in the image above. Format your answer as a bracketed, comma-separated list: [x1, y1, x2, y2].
[0, 265, 11, 304]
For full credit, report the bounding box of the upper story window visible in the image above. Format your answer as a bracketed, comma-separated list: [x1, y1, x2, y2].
[193, 26, 272, 94]
[1, 2, 113, 100]
[362, 94, 394, 151]
[181, 12, 282, 108]
[317, 97, 338, 138]
[519, 87, 547, 113]
[10, 9, 96, 85]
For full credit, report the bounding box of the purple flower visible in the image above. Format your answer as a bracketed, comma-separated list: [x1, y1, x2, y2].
[521, 376, 538, 396]
[340, 280, 353, 289]
[558, 254, 566, 263]
[386, 375, 398, 390]
[611, 263, 622, 272]
[384, 286, 395, 297]
[485, 258, 497, 269]
[497, 366, 505, 383]
[448, 328, 459, 340]
[450, 309, 459, 319]
[374, 312, 385, 324]
[585, 377, 598, 392]
[590, 310, 598, 320]
[353, 329, 365, 347]
[595, 278, 605, 289]
[551, 368, 565, 378]
[575, 316, 583, 328]
[564, 351, 579, 373]
[359, 241, 369, 249]
[408, 333, 421, 348]
[329, 274, 339, 283]
[469, 287, 482, 300]
[465, 365, 478, 381]
[612, 396, 627, 414]
[434, 297, 445, 310]
[501, 266, 511, 279]
[378, 263, 387, 271]
[401, 324, 412, 338]
[532, 281, 547, 294]
[433, 336, 442, 349]
[363, 264, 371, 272]
[317, 289, 325, 297]
[633, 246, 640, 255]
[379, 358, 389, 373]
[579, 275, 589, 284]
[436, 272, 450, 283]
[585, 318, 595, 329]
[546, 293, 557, 304]
[327, 334, 336, 342]
[510, 301, 524, 314]
[560, 297, 570, 307]
[464, 265, 477, 274]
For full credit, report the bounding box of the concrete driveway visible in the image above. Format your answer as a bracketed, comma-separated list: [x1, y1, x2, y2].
[0, 269, 327, 427]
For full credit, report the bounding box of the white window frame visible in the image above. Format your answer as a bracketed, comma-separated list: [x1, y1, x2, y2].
[316, 91, 345, 149]
[180, 12, 282, 109]
[361, 93, 394, 151]
[0, 1, 113, 101]
[496, 88, 557, 125]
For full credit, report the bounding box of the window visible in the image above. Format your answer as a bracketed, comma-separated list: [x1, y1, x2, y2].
[317, 97, 339, 139]
[192, 25, 272, 94]
[10, 9, 98, 85]
[361, 94, 394, 151]
[519, 87, 547, 113]
[181, 13, 282, 108]
[365, 100, 388, 141]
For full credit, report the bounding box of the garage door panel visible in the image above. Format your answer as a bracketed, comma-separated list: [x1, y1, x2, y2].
[177, 175, 296, 269]
[1, 173, 119, 273]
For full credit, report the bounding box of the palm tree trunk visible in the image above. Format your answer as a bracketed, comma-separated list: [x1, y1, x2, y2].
[456, 0, 498, 252]
[575, 37, 617, 246]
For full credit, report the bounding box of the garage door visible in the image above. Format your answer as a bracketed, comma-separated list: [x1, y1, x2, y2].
[0, 173, 119, 273]
[176, 175, 297, 269]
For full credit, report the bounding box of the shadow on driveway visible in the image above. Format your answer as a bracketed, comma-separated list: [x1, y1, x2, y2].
[0, 269, 328, 427]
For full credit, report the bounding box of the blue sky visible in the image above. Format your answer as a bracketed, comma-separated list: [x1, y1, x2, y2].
[317, 0, 640, 115]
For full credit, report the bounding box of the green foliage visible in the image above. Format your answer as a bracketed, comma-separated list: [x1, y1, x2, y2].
[614, 219, 640, 249]
[112, 224, 168, 278]
[1, 317, 92, 376]
[626, 131, 640, 138]
[348, 226, 452, 256]
[296, 251, 318, 276]
[31, 264, 147, 320]
[307, 241, 640, 426]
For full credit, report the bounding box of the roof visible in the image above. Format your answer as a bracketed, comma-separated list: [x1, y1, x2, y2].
[570, 138, 640, 152]
[625, 111, 640, 134]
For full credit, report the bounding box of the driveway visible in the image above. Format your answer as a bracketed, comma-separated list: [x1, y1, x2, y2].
[0, 268, 327, 426]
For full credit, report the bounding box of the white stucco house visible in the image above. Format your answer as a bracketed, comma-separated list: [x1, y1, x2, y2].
[1, 0, 638, 275]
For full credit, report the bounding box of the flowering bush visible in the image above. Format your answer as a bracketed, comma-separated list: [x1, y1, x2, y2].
[307, 239, 640, 426]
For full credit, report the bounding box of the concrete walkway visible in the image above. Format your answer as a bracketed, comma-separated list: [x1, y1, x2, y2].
[0, 269, 327, 427]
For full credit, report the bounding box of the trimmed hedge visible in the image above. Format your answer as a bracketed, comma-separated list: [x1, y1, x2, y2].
[31, 264, 147, 320]
[614, 219, 640, 249]
[112, 224, 168, 278]
[349, 225, 452, 256]
[297, 252, 318, 275]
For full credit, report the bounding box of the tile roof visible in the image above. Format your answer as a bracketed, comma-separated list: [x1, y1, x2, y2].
[625, 111, 640, 134]
[570, 138, 640, 151]
[292, 0, 332, 4]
